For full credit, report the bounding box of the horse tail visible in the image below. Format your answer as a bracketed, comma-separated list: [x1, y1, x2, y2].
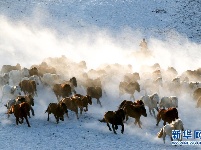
[99, 118, 106, 122]
[45, 107, 49, 113]
[157, 127, 163, 138]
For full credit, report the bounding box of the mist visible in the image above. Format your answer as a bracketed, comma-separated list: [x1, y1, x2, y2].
[1, 15, 201, 75]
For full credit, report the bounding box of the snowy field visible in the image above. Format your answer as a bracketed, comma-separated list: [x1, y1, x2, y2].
[0, 0, 201, 150]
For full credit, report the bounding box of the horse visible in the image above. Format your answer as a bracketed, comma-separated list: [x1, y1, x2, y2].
[1, 85, 21, 102]
[72, 94, 92, 114]
[118, 99, 144, 110]
[63, 77, 77, 94]
[119, 81, 140, 100]
[59, 97, 79, 119]
[5, 95, 34, 118]
[140, 93, 159, 118]
[7, 102, 31, 127]
[156, 107, 179, 126]
[193, 88, 201, 101]
[157, 119, 184, 144]
[99, 109, 125, 134]
[119, 101, 147, 128]
[45, 102, 68, 124]
[16, 95, 35, 117]
[87, 86, 102, 107]
[159, 96, 178, 109]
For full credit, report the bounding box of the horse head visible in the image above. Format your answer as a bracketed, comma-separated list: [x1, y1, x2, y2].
[60, 102, 68, 114]
[151, 93, 160, 104]
[70, 77, 77, 87]
[140, 105, 147, 117]
[13, 86, 21, 96]
[27, 94, 34, 106]
[172, 119, 184, 131]
[135, 82, 140, 92]
[86, 95, 92, 105]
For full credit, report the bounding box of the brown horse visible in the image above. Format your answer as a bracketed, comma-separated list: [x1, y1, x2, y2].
[72, 94, 92, 114]
[7, 102, 31, 127]
[45, 102, 68, 124]
[118, 99, 144, 110]
[156, 107, 179, 126]
[119, 100, 147, 128]
[99, 109, 125, 134]
[119, 81, 140, 100]
[60, 97, 79, 119]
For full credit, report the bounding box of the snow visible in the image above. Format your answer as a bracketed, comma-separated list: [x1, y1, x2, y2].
[0, 0, 201, 150]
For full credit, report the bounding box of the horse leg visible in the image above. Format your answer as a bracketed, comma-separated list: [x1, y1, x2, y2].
[163, 121, 166, 126]
[16, 117, 19, 125]
[130, 94, 135, 100]
[66, 112, 69, 118]
[54, 115, 59, 124]
[163, 132, 166, 144]
[76, 111, 79, 119]
[27, 111, 31, 118]
[47, 113, 50, 121]
[35, 91, 38, 97]
[97, 99, 102, 107]
[80, 107, 83, 115]
[24, 116, 31, 127]
[152, 109, 156, 118]
[20, 117, 24, 124]
[84, 106, 88, 112]
[112, 124, 117, 134]
[56, 95, 60, 102]
[121, 123, 124, 134]
[137, 119, 142, 128]
[134, 119, 137, 125]
[149, 108, 152, 116]
[156, 116, 161, 126]
[126, 115, 129, 121]
[106, 122, 112, 131]
[30, 106, 35, 116]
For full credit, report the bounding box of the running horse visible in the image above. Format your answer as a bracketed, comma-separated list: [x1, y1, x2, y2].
[157, 119, 184, 144]
[119, 81, 140, 100]
[99, 109, 125, 134]
[156, 107, 179, 126]
[118, 100, 147, 128]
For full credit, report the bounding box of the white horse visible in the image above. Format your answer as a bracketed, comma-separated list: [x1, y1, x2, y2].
[1, 84, 21, 102]
[140, 93, 160, 118]
[157, 118, 184, 144]
[159, 96, 178, 109]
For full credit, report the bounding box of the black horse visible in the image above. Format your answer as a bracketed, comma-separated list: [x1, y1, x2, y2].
[99, 109, 125, 134]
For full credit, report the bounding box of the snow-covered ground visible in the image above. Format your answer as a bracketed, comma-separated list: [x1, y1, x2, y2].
[0, 0, 201, 150]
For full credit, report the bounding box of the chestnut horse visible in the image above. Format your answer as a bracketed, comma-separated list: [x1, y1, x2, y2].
[99, 109, 125, 134]
[119, 100, 147, 128]
[118, 100, 144, 110]
[156, 107, 178, 126]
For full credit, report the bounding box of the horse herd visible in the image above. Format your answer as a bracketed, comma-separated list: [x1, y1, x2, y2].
[0, 60, 200, 145]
